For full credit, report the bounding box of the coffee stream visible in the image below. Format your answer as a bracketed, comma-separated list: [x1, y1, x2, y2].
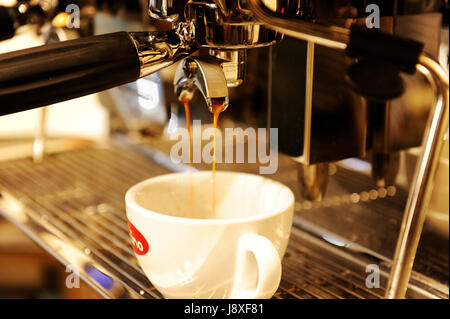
[211, 100, 226, 217]
[182, 97, 194, 218]
[183, 99, 225, 218]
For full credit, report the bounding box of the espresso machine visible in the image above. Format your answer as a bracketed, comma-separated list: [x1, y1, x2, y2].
[0, 0, 448, 299]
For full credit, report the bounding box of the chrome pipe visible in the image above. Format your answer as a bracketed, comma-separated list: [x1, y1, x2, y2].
[302, 41, 314, 164]
[385, 54, 449, 298]
[245, 0, 349, 50]
[32, 106, 48, 163]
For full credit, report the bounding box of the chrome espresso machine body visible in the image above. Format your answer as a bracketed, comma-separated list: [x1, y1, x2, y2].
[0, 0, 448, 299]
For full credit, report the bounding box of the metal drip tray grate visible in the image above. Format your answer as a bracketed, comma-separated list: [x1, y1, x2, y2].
[0, 142, 447, 299]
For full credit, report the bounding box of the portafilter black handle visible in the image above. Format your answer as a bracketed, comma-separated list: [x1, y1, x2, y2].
[0, 31, 141, 115]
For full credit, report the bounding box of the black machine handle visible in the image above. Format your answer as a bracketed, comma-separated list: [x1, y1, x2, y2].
[346, 25, 424, 74]
[345, 25, 425, 100]
[0, 6, 16, 41]
[0, 31, 141, 116]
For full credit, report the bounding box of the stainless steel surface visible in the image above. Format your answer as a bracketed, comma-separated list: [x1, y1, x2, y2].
[148, 0, 186, 24]
[0, 143, 168, 299]
[129, 26, 195, 78]
[184, 0, 282, 49]
[173, 56, 229, 112]
[0, 139, 447, 299]
[209, 49, 247, 87]
[148, 0, 282, 49]
[386, 54, 449, 299]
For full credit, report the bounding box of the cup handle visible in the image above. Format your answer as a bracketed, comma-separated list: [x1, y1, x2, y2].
[230, 233, 282, 299]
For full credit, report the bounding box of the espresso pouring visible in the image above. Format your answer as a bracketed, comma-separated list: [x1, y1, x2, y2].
[182, 99, 226, 218]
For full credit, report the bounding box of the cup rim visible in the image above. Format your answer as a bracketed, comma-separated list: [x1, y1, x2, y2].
[125, 171, 295, 225]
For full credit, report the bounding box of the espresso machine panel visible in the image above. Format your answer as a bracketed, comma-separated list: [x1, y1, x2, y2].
[271, 12, 442, 165]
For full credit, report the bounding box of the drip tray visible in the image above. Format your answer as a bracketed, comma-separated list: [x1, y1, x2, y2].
[0, 141, 447, 299]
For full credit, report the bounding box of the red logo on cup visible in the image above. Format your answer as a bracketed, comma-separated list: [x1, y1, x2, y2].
[127, 220, 149, 255]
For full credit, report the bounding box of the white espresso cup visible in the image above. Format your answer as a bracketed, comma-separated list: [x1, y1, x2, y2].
[125, 171, 294, 299]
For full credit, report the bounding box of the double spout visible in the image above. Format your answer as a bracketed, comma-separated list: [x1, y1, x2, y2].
[173, 56, 229, 112]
